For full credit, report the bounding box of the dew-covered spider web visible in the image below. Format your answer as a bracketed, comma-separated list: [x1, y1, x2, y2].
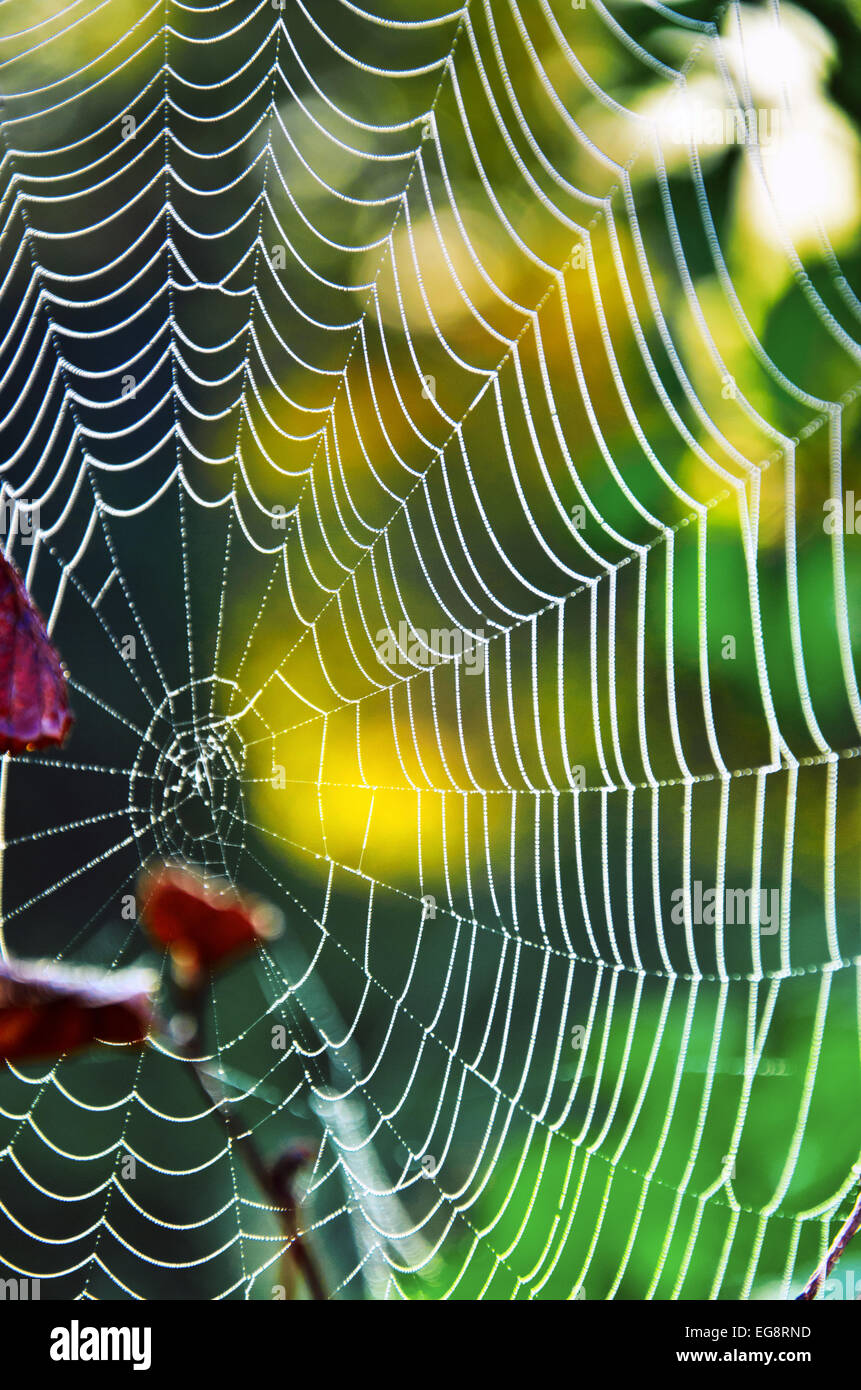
[0, 0, 860, 1301]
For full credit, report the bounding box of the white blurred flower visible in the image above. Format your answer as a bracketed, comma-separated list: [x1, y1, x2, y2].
[738, 98, 861, 255]
[632, 2, 861, 257]
[725, 3, 861, 255]
[719, 1, 836, 106]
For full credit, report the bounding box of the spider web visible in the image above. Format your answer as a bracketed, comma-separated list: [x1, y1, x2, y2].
[0, 0, 859, 1300]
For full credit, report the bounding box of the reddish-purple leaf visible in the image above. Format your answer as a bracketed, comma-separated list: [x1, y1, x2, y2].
[0, 957, 156, 1061]
[139, 862, 281, 975]
[0, 553, 73, 754]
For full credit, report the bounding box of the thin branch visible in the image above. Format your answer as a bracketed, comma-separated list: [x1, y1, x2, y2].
[797, 1179, 861, 1301]
[179, 982, 327, 1301]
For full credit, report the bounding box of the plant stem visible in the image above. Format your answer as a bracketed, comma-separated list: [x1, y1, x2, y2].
[179, 979, 327, 1301]
[797, 1179, 861, 1301]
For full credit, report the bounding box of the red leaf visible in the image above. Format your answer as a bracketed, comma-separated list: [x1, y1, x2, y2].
[0, 958, 155, 1061]
[138, 863, 280, 974]
[0, 553, 73, 754]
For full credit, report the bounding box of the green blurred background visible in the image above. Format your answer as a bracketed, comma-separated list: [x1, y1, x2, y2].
[0, 0, 859, 1299]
